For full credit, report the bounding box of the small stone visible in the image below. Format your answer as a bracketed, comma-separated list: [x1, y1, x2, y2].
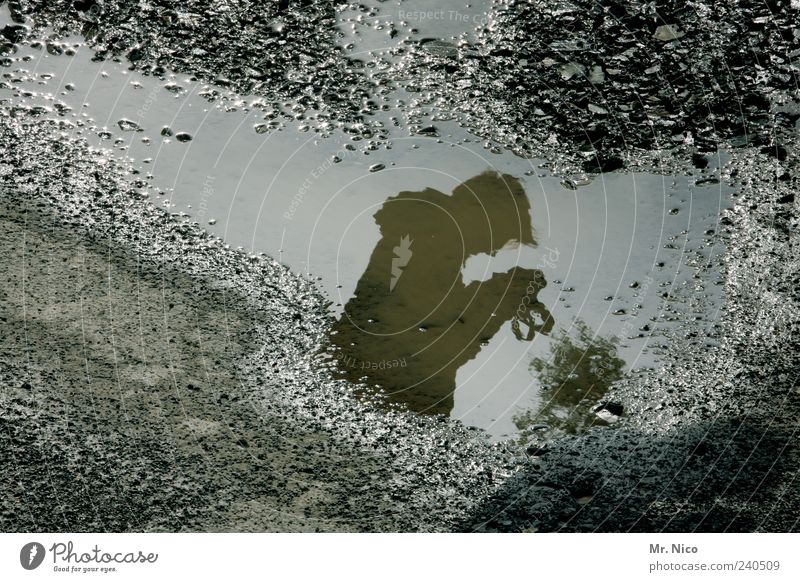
[117, 119, 143, 132]
[593, 401, 624, 422]
[175, 132, 193, 142]
[1, 24, 29, 43]
[127, 47, 144, 61]
[560, 62, 585, 80]
[369, 163, 385, 172]
[244, 67, 264, 79]
[692, 153, 709, 169]
[416, 126, 438, 136]
[588, 65, 605, 84]
[526, 445, 548, 457]
[654, 24, 685, 42]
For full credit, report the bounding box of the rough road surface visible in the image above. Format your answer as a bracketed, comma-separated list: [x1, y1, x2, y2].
[1, 0, 798, 532]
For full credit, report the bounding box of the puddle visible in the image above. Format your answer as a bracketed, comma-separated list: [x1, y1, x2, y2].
[1, 8, 734, 441]
[328, 171, 551, 417]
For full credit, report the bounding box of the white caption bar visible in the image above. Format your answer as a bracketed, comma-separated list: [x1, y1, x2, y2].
[1, 533, 797, 581]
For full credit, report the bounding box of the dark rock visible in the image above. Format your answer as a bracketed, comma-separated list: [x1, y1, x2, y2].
[691, 153, 709, 169]
[695, 178, 720, 186]
[525, 445, 548, 457]
[416, 126, 438, 136]
[583, 154, 624, 173]
[1, 24, 28, 43]
[761, 143, 788, 161]
[593, 401, 624, 417]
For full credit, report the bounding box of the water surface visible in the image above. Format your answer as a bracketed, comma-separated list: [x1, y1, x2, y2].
[1, 6, 733, 440]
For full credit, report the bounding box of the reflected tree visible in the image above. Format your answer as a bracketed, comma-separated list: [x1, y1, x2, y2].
[514, 319, 625, 442]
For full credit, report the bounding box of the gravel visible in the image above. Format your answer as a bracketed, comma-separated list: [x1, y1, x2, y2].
[1, 0, 798, 532]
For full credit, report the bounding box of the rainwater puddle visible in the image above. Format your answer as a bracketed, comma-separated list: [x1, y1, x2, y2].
[1, 7, 733, 441]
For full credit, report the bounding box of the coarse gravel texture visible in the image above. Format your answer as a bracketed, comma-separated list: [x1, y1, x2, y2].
[391, 0, 800, 173]
[0, 0, 798, 532]
[460, 118, 800, 532]
[7, 0, 377, 120]
[0, 118, 518, 532]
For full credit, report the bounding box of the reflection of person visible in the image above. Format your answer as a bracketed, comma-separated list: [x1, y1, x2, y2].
[330, 171, 554, 415]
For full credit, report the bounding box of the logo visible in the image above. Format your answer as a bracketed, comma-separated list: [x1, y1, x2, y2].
[390, 234, 413, 291]
[20, 542, 46, 570]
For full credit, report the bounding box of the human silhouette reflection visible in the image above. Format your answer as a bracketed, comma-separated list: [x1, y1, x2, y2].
[330, 171, 554, 415]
